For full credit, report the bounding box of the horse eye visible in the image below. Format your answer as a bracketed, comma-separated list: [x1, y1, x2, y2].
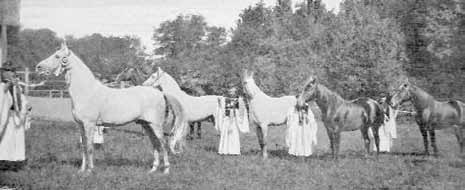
[55, 55, 60, 59]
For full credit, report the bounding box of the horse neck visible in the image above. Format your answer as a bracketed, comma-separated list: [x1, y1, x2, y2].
[245, 79, 268, 99]
[67, 53, 103, 103]
[160, 74, 189, 98]
[314, 84, 345, 117]
[409, 86, 435, 111]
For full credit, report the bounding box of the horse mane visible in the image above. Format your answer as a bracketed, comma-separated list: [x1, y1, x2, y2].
[316, 84, 346, 106]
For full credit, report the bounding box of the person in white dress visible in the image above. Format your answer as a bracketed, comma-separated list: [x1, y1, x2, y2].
[216, 87, 249, 155]
[285, 102, 318, 156]
[369, 97, 399, 152]
[0, 93, 32, 170]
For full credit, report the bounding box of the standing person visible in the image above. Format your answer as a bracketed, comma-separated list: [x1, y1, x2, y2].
[0, 61, 33, 170]
[369, 97, 399, 152]
[0, 61, 21, 113]
[285, 101, 318, 156]
[216, 87, 249, 155]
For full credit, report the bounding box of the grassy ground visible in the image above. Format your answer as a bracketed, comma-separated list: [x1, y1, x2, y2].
[1, 119, 465, 189]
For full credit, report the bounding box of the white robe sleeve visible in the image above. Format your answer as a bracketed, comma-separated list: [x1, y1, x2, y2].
[237, 97, 249, 133]
[215, 97, 226, 133]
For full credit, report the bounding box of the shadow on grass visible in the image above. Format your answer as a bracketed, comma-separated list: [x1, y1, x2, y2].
[28, 154, 150, 169]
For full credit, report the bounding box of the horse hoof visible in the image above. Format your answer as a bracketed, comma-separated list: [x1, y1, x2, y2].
[162, 167, 170, 174]
[148, 168, 158, 174]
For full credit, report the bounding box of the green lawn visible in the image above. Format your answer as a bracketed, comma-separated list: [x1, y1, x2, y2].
[1, 119, 465, 189]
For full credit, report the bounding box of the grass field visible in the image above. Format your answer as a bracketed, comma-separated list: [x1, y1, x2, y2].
[1, 119, 465, 189]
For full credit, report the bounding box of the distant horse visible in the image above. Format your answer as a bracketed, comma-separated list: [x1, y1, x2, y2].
[298, 76, 384, 159]
[390, 82, 465, 155]
[143, 67, 219, 139]
[35, 42, 187, 174]
[115, 66, 150, 87]
[242, 70, 296, 159]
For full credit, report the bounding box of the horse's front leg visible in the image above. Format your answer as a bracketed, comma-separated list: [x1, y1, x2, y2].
[325, 127, 336, 159]
[83, 121, 96, 171]
[77, 122, 87, 172]
[255, 123, 268, 159]
[419, 123, 429, 155]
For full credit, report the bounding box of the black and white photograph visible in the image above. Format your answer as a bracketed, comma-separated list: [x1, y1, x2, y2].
[1, 0, 465, 189]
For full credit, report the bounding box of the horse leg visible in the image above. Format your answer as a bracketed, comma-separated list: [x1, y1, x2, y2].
[419, 124, 429, 155]
[429, 128, 438, 156]
[325, 127, 335, 158]
[360, 127, 371, 156]
[83, 122, 96, 171]
[454, 126, 464, 153]
[77, 122, 87, 172]
[255, 123, 266, 159]
[261, 125, 269, 159]
[197, 122, 201, 139]
[141, 123, 162, 173]
[151, 122, 170, 174]
[372, 126, 380, 157]
[334, 131, 341, 160]
[188, 122, 195, 140]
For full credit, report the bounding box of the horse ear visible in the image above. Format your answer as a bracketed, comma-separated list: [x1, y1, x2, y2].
[62, 40, 70, 56]
[157, 67, 163, 73]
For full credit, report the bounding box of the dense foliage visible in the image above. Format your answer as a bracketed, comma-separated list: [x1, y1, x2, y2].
[6, 0, 465, 99]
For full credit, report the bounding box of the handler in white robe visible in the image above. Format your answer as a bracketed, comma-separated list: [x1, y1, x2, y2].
[369, 100, 399, 152]
[215, 88, 249, 155]
[0, 94, 31, 162]
[285, 103, 318, 156]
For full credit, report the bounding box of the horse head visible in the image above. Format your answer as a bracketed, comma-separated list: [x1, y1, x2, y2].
[299, 75, 318, 106]
[142, 67, 164, 87]
[241, 69, 256, 97]
[36, 41, 72, 76]
[390, 82, 412, 108]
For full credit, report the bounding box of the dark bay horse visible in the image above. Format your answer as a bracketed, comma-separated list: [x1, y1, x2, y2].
[390, 82, 465, 155]
[298, 76, 385, 159]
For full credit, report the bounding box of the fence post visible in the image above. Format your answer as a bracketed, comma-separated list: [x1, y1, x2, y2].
[24, 67, 30, 95]
[60, 90, 64, 98]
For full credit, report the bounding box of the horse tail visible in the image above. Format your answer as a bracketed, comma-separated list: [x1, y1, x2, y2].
[354, 98, 384, 126]
[163, 93, 187, 153]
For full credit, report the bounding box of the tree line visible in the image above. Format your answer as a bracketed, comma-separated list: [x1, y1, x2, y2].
[5, 0, 465, 99]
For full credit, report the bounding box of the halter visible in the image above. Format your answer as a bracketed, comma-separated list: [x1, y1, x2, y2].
[54, 51, 71, 76]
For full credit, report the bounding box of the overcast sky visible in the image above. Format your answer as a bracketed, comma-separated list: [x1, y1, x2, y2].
[21, 0, 342, 50]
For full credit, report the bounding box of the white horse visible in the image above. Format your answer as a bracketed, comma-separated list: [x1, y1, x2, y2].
[35, 42, 188, 174]
[242, 70, 296, 159]
[142, 67, 221, 131]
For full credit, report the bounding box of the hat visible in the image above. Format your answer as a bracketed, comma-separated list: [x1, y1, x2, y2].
[0, 61, 18, 71]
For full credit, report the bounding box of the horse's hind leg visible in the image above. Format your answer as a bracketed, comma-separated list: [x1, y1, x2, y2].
[429, 128, 438, 156]
[360, 127, 371, 156]
[419, 124, 429, 155]
[334, 131, 342, 160]
[141, 122, 162, 173]
[454, 126, 465, 153]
